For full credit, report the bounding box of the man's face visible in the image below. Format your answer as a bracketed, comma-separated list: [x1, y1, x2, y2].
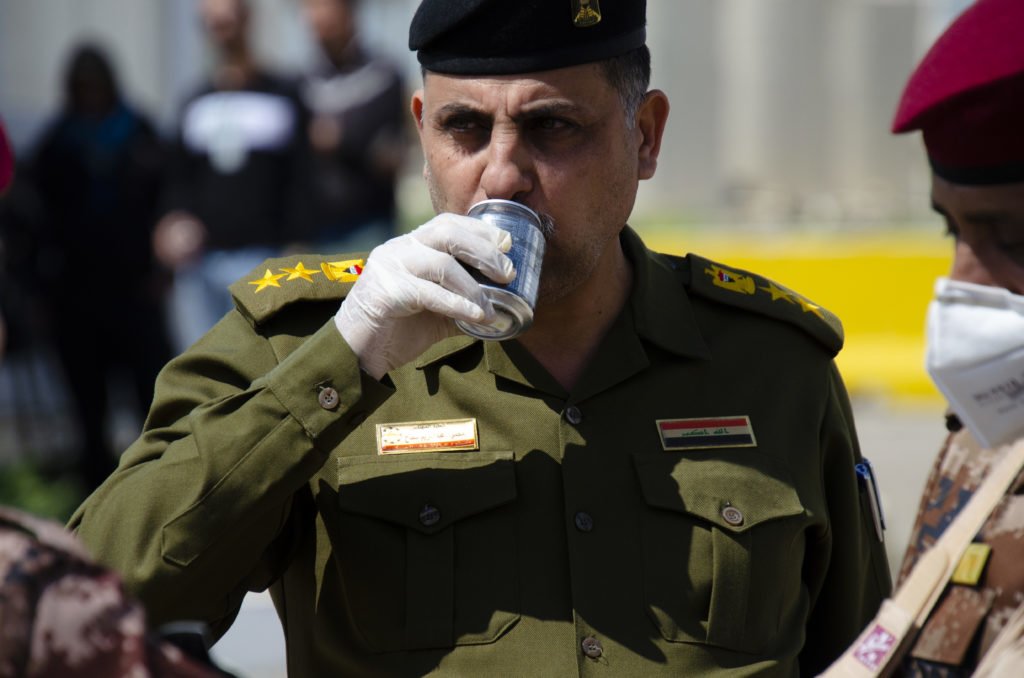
[200, 0, 248, 50]
[931, 174, 1024, 294]
[302, 0, 354, 48]
[412, 64, 665, 305]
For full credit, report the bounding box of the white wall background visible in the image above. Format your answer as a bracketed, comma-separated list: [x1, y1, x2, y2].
[0, 0, 975, 224]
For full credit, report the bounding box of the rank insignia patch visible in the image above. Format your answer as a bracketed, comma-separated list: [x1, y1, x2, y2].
[705, 264, 756, 295]
[657, 416, 757, 451]
[322, 259, 365, 283]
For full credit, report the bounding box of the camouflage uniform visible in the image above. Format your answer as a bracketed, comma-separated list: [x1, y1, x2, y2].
[897, 424, 1024, 676]
[0, 507, 224, 678]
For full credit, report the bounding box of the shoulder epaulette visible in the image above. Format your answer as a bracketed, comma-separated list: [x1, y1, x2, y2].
[229, 253, 367, 326]
[683, 253, 844, 355]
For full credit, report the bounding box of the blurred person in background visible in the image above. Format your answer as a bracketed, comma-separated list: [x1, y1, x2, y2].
[297, 0, 407, 252]
[0, 115, 11, 193]
[153, 0, 306, 354]
[1, 118, 229, 678]
[28, 43, 170, 493]
[0, 116, 13, 361]
[890, 0, 1024, 674]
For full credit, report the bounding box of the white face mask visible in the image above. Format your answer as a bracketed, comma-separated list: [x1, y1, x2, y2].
[926, 277, 1024, 449]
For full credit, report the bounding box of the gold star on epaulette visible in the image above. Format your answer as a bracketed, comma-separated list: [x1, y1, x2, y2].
[281, 262, 320, 282]
[248, 269, 287, 293]
[795, 296, 825, 319]
[759, 282, 795, 304]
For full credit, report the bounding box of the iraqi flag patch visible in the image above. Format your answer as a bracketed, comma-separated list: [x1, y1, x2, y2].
[656, 416, 757, 451]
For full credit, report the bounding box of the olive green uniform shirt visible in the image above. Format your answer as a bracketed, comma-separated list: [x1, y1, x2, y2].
[71, 228, 891, 676]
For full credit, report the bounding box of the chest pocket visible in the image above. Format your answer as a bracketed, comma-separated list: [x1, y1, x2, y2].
[328, 451, 519, 652]
[633, 450, 807, 654]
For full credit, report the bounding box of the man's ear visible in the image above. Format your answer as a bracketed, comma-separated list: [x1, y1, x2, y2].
[411, 89, 426, 132]
[636, 89, 669, 180]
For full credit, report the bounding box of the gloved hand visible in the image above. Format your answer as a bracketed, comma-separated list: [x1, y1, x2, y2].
[335, 213, 516, 379]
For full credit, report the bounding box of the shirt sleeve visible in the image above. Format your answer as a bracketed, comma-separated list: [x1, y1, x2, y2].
[799, 363, 893, 674]
[68, 310, 392, 636]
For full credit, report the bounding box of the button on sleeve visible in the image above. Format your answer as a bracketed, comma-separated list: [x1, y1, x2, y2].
[317, 386, 340, 410]
[266, 321, 392, 441]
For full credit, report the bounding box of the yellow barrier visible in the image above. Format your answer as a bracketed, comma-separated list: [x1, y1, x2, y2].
[638, 226, 952, 403]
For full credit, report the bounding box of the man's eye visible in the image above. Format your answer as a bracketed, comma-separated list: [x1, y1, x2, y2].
[996, 240, 1024, 256]
[532, 118, 574, 132]
[441, 117, 487, 133]
[943, 218, 960, 239]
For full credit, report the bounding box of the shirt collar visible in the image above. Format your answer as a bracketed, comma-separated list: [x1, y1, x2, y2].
[622, 226, 711, 361]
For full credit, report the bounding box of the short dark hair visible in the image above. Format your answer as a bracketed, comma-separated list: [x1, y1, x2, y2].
[599, 46, 651, 128]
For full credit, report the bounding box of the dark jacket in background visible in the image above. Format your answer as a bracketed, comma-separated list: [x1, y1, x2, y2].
[298, 46, 406, 242]
[162, 73, 307, 251]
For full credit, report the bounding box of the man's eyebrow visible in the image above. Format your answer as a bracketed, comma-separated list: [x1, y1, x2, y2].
[961, 209, 1018, 225]
[434, 102, 489, 119]
[514, 101, 586, 120]
[930, 201, 1021, 224]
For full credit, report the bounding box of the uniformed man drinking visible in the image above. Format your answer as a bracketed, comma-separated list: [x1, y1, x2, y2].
[70, 1, 891, 674]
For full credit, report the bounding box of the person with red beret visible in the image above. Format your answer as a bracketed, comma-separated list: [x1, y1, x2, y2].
[891, 0, 1024, 674]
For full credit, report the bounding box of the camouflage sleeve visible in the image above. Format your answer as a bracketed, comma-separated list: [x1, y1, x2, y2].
[896, 433, 956, 585]
[68, 310, 392, 636]
[0, 507, 224, 678]
[799, 364, 894, 675]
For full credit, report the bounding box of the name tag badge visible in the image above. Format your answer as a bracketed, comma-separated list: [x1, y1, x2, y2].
[656, 416, 757, 451]
[376, 418, 479, 455]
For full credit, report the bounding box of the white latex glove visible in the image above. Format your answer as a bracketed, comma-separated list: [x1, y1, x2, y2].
[335, 213, 515, 379]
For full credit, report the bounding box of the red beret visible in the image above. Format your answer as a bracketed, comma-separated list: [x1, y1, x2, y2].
[892, 0, 1024, 185]
[0, 119, 12, 194]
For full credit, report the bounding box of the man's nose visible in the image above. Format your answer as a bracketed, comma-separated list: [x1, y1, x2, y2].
[479, 131, 533, 201]
[950, 238, 999, 287]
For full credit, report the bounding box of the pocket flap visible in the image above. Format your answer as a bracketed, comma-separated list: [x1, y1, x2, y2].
[337, 451, 516, 535]
[633, 450, 804, 532]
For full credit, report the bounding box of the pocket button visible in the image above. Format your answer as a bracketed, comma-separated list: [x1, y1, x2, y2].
[721, 505, 744, 526]
[581, 636, 603, 659]
[419, 504, 441, 527]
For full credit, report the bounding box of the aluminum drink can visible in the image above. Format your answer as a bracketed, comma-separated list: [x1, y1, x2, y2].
[456, 199, 545, 340]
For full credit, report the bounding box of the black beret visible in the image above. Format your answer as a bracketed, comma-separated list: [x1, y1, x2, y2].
[409, 0, 647, 75]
